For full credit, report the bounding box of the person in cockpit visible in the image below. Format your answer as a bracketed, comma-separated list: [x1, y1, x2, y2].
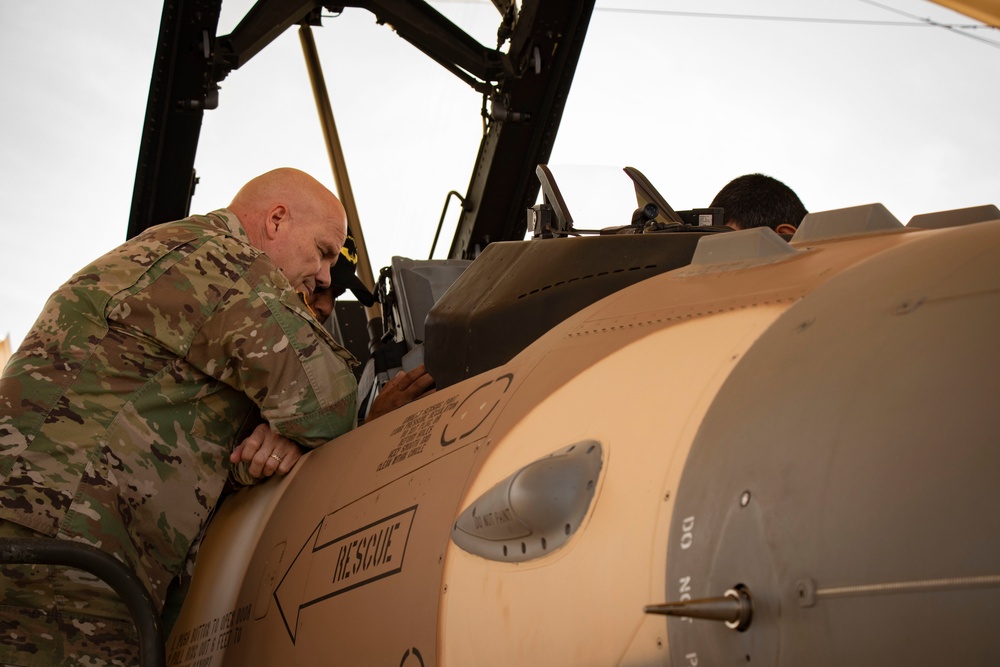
[710, 173, 808, 235]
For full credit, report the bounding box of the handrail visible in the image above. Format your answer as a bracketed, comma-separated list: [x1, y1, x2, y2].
[0, 537, 165, 667]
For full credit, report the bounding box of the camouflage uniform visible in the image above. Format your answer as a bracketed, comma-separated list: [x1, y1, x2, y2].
[0, 210, 357, 665]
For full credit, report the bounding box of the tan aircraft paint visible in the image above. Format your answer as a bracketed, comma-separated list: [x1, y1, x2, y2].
[436, 226, 930, 664]
[439, 308, 786, 665]
[165, 219, 995, 666]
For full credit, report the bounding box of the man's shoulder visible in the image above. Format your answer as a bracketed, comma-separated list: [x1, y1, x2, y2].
[127, 210, 264, 282]
[141, 209, 249, 245]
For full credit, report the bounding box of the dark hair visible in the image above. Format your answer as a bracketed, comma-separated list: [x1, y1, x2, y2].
[709, 173, 808, 230]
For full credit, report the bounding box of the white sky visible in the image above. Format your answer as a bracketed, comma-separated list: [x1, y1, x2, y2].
[1, 0, 998, 350]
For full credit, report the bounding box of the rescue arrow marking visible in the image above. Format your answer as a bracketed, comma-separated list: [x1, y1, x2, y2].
[274, 505, 418, 643]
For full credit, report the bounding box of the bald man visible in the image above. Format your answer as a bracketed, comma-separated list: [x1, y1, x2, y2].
[0, 168, 411, 665]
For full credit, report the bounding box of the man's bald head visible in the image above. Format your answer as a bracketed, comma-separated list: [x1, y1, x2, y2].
[230, 168, 348, 295]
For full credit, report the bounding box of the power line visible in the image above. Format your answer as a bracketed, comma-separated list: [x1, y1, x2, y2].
[858, 0, 1000, 47]
[429, 1, 1000, 49]
[597, 7, 945, 26]
[594, 3, 1000, 49]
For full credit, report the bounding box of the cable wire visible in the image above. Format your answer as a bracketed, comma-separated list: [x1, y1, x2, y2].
[858, 0, 1000, 47]
[598, 7, 945, 26]
[593, 3, 1000, 49]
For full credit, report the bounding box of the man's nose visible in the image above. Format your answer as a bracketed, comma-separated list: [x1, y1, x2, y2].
[316, 261, 332, 289]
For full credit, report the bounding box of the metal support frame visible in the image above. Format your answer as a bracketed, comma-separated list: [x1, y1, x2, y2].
[128, 0, 595, 262]
[448, 0, 597, 259]
[128, 0, 224, 238]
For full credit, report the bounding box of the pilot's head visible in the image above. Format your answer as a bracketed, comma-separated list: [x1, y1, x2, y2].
[710, 173, 807, 235]
[307, 234, 374, 324]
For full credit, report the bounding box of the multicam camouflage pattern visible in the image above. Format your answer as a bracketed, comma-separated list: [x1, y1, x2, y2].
[0, 520, 140, 666]
[0, 210, 357, 664]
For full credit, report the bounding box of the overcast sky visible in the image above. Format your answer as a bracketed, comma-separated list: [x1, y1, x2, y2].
[1, 0, 998, 350]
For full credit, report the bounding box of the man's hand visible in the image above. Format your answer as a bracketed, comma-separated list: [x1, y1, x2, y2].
[367, 364, 435, 421]
[230, 423, 306, 479]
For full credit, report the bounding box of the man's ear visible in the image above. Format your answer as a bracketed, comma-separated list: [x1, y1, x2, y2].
[265, 205, 289, 240]
[775, 223, 797, 236]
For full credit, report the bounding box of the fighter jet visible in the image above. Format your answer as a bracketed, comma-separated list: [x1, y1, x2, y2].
[5, 1, 999, 665]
